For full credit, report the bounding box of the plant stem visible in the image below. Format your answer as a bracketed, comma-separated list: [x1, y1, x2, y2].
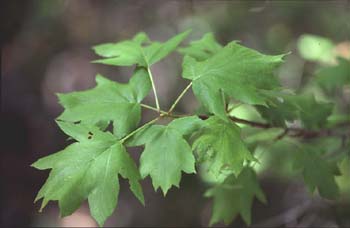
[147, 67, 160, 111]
[168, 82, 192, 113]
[121, 117, 160, 143]
[141, 103, 187, 119]
[198, 114, 350, 140]
[141, 103, 167, 115]
[140, 101, 350, 141]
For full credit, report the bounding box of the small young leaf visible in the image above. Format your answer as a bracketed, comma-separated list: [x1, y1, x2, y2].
[205, 167, 266, 225]
[57, 67, 151, 139]
[32, 122, 144, 227]
[192, 116, 255, 177]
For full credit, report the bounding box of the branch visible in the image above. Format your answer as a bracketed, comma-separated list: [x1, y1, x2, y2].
[139, 103, 350, 141]
[198, 114, 350, 140]
[198, 115, 270, 128]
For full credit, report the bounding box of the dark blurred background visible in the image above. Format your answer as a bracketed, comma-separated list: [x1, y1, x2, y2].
[1, 0, 350, 227]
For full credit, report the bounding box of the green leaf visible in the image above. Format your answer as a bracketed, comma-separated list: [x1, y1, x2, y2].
[93, 30, 191, 67]
[297, 34, 335, 63]
[327, 114, 350, 127]
[178, 33, 223, 61]
[57, 67, 151, 139]
[205, 167, 266, 225]
[182, 42, 286, 120]
[128, 117, 201, 195]
[244, 128, 284, 145]
[295, 95, 333, 129]
[317, 57, 350, 93]
[167, 115, 204, 136]
[192, 116, 254, 177]
[255, 91, 298, 127]
[32, 122, 144, 227]
[257, 92, 333, 129]
[294, 144, 340, 199]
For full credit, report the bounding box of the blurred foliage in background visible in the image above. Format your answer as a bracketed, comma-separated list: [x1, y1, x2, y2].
[1, 0, 349, 227]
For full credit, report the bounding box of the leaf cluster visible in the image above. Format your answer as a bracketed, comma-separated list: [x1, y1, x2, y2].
[32, 30, 350, 226]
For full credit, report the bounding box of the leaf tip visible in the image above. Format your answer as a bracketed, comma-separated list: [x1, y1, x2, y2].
[30, 161, 37, 168]
[161, 188, 169, 197]
[183, 28, 192, 36]
[95, 218, 106, 228]
[55, 92, 63, 99]
[90, 59, 100, 64]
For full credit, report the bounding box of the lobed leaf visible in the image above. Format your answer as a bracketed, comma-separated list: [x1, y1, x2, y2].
[192, 116, 255, 177]
[293, 144, 340, 199]
[182, 41, 286, 120]
[127, 116, 202, 195]
[316, 57, 350, 93]
[93, 30, 191, 67]
[178, 33, 223, 61]
[57, 67, 151, 139]
[257, 92, 333, 129]
[32, 122, 144, 226]
[205, 167, 266, 225]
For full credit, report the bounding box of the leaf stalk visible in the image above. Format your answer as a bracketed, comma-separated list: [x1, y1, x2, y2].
[147, 67, 160, 111]
[121, 117, 160, 143]
[168, 82, 192, 113]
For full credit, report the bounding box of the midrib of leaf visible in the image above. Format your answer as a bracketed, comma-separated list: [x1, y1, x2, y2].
[112, 88, 134, 102]
[100, 148, 113, 195]
[139, 45, 150, 66]
[191, 65, 207, 81]
[47, 163, 90, 207]
[62, 143, 115, 199]
[160, 130, 170, 183]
